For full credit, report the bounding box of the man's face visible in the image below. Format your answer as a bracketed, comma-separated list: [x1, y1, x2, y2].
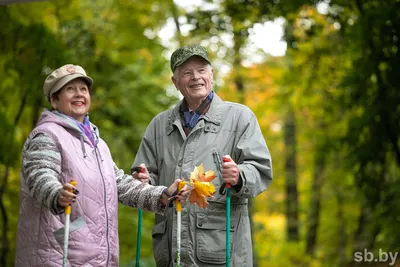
[50, 78, 91, 123]
[172, 56, 214, 108]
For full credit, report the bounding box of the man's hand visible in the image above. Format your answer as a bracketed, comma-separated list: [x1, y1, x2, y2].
[221, 155, 240, 186]
[131, 163, 150, 184]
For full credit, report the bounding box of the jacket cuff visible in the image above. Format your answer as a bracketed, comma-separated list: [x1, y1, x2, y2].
[160, 188, 174, 207]
[51, 192, 65, 215]
[231, 170, 247, 196]
[233, 176, 243, 192]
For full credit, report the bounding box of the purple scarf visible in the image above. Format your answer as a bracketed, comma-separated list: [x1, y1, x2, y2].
[76, 116, 95, 145]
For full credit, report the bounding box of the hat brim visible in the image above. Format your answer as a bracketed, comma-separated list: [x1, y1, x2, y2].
[173, 54, 211, 72]
[47, 73, 93, 101]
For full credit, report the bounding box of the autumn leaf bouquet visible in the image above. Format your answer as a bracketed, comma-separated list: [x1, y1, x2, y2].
[188, 164, 217, 208]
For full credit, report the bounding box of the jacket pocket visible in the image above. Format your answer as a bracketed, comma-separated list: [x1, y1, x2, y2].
[53, 216, 99, 264]
[152, 219, 170, 266]
[195, 213, 237, 264]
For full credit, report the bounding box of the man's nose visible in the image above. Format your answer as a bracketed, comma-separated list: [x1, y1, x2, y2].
[192, 71, 200, 79]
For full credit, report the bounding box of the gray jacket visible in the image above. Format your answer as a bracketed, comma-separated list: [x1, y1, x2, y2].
[134, 94, 272, 267]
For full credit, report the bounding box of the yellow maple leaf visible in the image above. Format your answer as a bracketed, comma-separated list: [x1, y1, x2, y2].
[189, 164, 216, 208]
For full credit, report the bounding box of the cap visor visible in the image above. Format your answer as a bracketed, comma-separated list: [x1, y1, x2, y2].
[49, 74, 93, 99]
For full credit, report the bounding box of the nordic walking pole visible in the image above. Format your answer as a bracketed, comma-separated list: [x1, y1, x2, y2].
[175, 181, 186, 267]
[222, 157, 232, 267]
[63, 179, 77, 267]
[132, 166, 145, 267]
[135, 209, 142, 267]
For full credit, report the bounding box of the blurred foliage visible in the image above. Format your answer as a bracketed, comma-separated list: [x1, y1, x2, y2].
[0, 0, 399, 266]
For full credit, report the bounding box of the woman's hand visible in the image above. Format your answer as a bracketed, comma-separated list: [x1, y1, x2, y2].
[170, 179, 191, 202]
[57, 182, 79, 207]
[131, 163, 150, 184]
[160, 179, 191, 206]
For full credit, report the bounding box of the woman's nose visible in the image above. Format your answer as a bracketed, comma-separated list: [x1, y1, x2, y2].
[74, 89, 84, 97]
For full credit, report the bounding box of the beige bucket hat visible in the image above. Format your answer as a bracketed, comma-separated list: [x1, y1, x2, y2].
[43, 64, 93, 102]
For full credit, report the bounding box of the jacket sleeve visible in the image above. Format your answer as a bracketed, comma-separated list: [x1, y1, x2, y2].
[115, 164, 167, 214]
[22, 133, 64, 214]
[231, 108, 273, 198]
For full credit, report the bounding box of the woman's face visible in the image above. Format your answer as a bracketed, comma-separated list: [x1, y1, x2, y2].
[50, 78, 91, 123]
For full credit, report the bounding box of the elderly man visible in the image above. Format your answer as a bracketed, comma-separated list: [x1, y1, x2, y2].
[132, 45, 272, 266]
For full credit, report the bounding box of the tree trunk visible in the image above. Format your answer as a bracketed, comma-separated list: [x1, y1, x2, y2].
[352, 201, 381, 255]
[335, 187, 347, 266]
[284, 105, 299, 241]
[305, 152, 325, 254]
[171, 0, 184, 46]
[0, 165, 10, 267]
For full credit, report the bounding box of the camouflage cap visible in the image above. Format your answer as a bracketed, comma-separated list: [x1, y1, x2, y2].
[170, 45, 211, 72]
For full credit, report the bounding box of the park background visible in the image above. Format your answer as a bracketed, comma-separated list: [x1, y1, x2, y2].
[0, 0, 399, 266]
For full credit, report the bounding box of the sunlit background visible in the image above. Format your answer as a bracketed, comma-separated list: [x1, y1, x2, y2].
[0, 0, 399, 266]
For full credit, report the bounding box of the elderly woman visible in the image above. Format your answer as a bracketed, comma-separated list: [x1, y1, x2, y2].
[15, 64, 188, 267]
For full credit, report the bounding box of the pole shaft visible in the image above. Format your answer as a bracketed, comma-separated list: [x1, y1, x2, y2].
[135, 210, 143, 267]
[63, 179, 76, 267]
[177, 212, 181, 266]
[63, 214, 70, 267]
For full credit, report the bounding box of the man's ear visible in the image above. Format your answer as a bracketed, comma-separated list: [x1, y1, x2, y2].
[171, 75, 177, 89]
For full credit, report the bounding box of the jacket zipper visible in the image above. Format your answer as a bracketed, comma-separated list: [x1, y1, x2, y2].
[176, 136, 191, 264]
[95, 147, 110, 266]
